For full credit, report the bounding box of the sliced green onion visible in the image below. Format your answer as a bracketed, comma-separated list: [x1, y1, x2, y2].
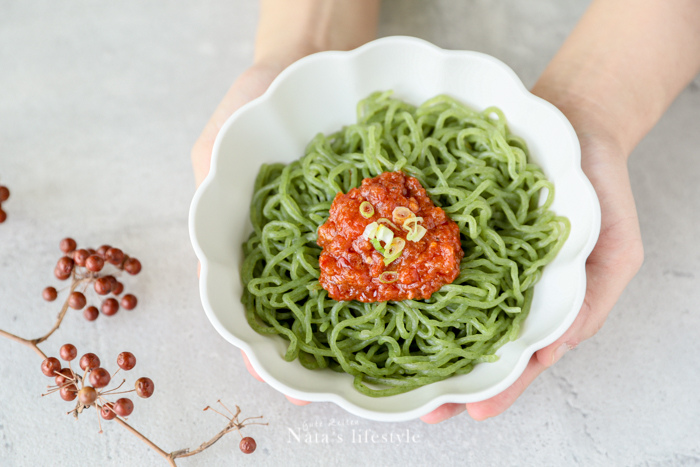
[375, 224, 394, 246]
[384, 237, 405, 258]
[383, 238, 406, 266]
[406, 224, 427, 242]
[370, 238, 385, 254]
[392, 206, 415, 224]
[377, 217, 400, 230]
[378, 271, 399, 284]
[359, 201, 374, 219]
[402, 216, 424, 232]
[402, 216, 426, 243]
[362, 221, 379, 240]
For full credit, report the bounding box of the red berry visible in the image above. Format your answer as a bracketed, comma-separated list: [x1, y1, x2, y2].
[68, 291, 87, 310]
[0, 209, 6, 223]
[105, 275, 117, 285]
[41, 357, 61, 377]
[54, 267, 69, 280]
[134, 377, 154, 398]
[60, 386, 77, 401]
[59, 238, 77, 253]
[96, 245, 111, 257]
[113, 398, 134, 417]
[78, 386, 98, 405]
[73, 249, 89, 266]
[55, 368, 74, 386]
[79, 353, 101, 371]
[59, 343, 77, 361]
[121, 294, 137, 310]
[101, 298, 119, 316]
[105, 248, 124, 265]
[111, 281, 124, 295]
[116, 352, 136, 371]
[94, 277, 112, 295]
[84, 306, 99, 321]
[124, 258, 141, 275]
[55, 256, 74, 280]
[42, 286, 58, 302]
[240, 437, 256, 454]
[89, 368, 111, 388]
[101, 402, 116, 420]
[85, 254, 104, 272]
[0, 186, 9, 202]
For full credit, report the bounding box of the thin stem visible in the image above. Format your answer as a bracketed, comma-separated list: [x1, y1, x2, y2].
[170, 418, 240, 460]
[0, 329, 47, 359]
[99, 379, 127, 395]
[239, 415, 264, 424]
[31, 279, 84, 345]
[217, 399, 235, 417]
[101, 389, 135, 396]
[203, 406, 231, 421]
[172, 403, 246, 460]
[96, 403, 104, 434]
[171, 404, 265, 460]
[241, 421, 268, 427]
[98, 403, 176, 466]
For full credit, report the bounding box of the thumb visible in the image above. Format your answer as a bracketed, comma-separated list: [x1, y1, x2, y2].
[536, 225, 644, 367]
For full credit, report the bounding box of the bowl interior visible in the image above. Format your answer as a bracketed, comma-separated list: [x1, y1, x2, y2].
[190, 36, 600, 421]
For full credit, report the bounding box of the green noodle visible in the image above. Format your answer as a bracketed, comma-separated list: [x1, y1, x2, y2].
[241, 91, 570, 397]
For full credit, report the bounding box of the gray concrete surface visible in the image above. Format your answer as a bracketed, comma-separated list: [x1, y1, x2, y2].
[1, 1, 698, 465]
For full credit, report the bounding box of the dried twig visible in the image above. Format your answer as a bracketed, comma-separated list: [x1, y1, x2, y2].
[0, 238, 266, 465]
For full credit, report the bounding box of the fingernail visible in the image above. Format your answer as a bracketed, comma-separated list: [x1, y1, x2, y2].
[552, 343, 570, 365]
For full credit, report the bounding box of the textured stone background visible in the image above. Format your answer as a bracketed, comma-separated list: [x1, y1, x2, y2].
[1, 1, 698, 465]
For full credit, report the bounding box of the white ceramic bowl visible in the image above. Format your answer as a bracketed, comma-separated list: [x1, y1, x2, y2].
[189, 36, 600, 422]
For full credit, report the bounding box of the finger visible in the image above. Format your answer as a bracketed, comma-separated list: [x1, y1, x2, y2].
[532, 143, 643, 366]
[466, 355, 547, 421]
[285, 395, 311, 406]
[536, 222, 644, 368]
[191, 136, 214, 188]
[241, 350, 265, 382]
[420, 403, 466, 424]
[191, 65, 281, 188]
[191, 84, 249, 187]
[241, 351, 310, 405]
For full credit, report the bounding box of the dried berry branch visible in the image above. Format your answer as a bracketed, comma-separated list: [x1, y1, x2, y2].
[106, 408, 176, 466]
[0, 328, 47, 359]
[0, 238, 266, 465]
[172, 401, 266, 459]
[34, 280, 81, 345]
[0, 236, 138, 358]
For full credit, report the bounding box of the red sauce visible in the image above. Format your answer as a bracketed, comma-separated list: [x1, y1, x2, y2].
[317, 171, 463, 302]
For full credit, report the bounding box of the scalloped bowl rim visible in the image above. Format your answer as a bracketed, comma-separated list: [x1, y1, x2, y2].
[189, 36, 601, 422]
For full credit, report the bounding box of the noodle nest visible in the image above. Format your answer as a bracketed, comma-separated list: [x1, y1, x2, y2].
[241, 91, 569, 397]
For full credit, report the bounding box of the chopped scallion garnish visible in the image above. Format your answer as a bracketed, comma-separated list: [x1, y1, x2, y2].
[359, 201, 375, 218]
[362, 221, 379, 240]
[392, 206, 415, 224]
[378, 271, 399, 284]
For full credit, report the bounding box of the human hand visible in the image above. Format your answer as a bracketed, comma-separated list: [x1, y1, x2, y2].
[421, 106, 645, 423]
[191, 61, 312, 406]
[192, 0, 380, 186]
[192, 0, 379, 407]
[423, 0, 700, 423]
[191, 62, 284, 187]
